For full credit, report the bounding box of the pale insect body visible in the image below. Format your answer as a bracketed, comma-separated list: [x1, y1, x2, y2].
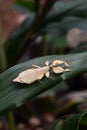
[13, 62, 50, 84]
[13, 60, 70, 84]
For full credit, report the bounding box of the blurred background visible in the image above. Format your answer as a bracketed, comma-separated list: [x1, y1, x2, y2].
[0, 0, 87, 130]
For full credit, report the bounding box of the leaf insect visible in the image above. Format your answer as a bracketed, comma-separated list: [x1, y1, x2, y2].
[13, 60, 70, 84]
[13, 61, 50, 84]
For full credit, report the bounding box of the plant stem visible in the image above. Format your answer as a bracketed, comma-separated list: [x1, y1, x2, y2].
[0, 16, 7, 71]
[0, 46, 7, 71]
[35, 0, 40, 17]
[21, 0, 57, 48]
[28, 0, 57, 36]
[8, 111, 16, 130]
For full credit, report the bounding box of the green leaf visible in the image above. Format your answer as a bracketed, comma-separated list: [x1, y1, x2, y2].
[64, 112, 87, 130]
[51, 120, 65, 130]
[60, 18, 87, 32]
[15, 0, 35, 12]
[45, 34, 68, 48]
[42, 0, 87, 34]
[52, 112, 87, 130]
[71, 42, 87, 53]
[68, 3, 87, 18]
[0, 52, 87, 115]
[39, 81, 68, 98]
[46, 0, 87, 23]
[44, 18, 87, 35]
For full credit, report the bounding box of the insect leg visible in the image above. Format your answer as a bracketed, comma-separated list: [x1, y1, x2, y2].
[64, 68, 71, 72]
[45, 71, 54, 80]
[32, 64, 41, 68]
[63, 61, 69, 67]
[45, 61, 50, 66]
[38, 80, 43, 84]
[45, 71, 50, 77]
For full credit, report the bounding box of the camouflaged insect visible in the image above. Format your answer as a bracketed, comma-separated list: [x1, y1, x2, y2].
[13, 61, 50, 84]
[13, 60, 70, 84]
